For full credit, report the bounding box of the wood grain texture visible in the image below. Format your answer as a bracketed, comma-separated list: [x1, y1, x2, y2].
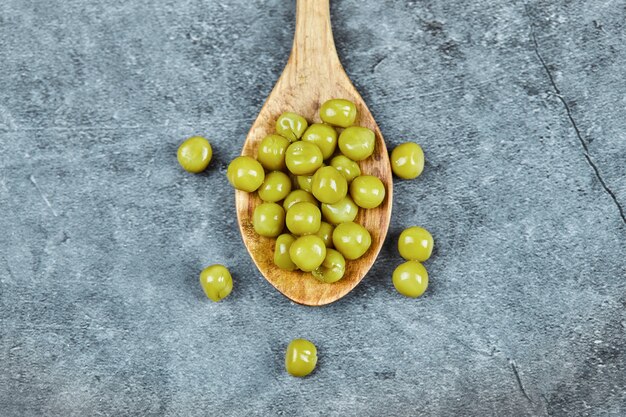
[236, 0, 393, 306]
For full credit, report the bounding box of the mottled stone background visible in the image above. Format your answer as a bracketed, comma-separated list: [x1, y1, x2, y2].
[0, 0, 624, 416]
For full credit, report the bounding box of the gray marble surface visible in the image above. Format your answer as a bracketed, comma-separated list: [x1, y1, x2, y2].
[1, 0, 625, 416]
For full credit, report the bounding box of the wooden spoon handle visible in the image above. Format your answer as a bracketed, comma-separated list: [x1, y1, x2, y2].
[289, 0, 341, 76]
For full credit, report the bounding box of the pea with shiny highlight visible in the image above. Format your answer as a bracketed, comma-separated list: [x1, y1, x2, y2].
[177, 136, 212, 173]
[311, 166, 348, 204]
[391, 142, 424, 179]
[199, 264, 233, 302]
[285, 339, 317, 377]
[320, 98, 357, 128]
[289, 235, 327, 271]
[227, 156, 265, 192]
[392, 261, 428, 298]
[253, 203, 285, 237]
[349, 175, 385, 209]
[276, 112, 308, 142]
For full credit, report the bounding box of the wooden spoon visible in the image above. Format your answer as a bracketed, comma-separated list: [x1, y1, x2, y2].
[236, 0, 393, 306]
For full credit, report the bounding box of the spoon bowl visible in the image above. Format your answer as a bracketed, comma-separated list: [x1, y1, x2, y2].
[236, 0, 392, 306]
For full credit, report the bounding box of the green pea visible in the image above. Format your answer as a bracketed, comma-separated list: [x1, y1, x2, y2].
[301, 123, 338, 159]
[258, 171, 292, 203]
[257, 134, 290, 171]
[349, 175, 385, 209]
[392, 261, 428, 298]
[338, 127, 375, 161]
[285, 338, 317, 377]
[289, 235, 326, 271]
[274, 234, 298, 271]
[398, 226, 433, 262]
[296, 174, 313, 192]
[253, 202, 285, 237]
[391, 142, 424, 179]
[320, 98, 357, 128]
[315, 221, 334, 248]
[199, 264, 232, 302]
[283, 190, 318, 211]
[286, 202, 321, 235]
[321, 196, 358, 225]
[276, 112, 308, 142]
[227, 156, 265, 192]
[177, 136, 212, 173]
[312, 249, 345, 283]
[311, 166, 348, 204]
[332, 221, 371, 260]
[329, 155, 361, 183]
[285, 141, 323, 175]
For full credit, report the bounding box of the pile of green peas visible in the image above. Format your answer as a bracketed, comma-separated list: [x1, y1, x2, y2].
[177, 98, 433, 378]
[226, 98, 386, 284]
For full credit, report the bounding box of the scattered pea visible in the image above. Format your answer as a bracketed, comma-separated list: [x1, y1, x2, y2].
[199, 264, 233, 302]
[398, 226, 433, 262]
[392, 261, 428, 298]
[391, 142, 424, 179]
[285, 338, 317, 377]
[178, 136, 212, 173]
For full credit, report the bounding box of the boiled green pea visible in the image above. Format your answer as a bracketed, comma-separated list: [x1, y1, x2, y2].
[283, 190, 318, 211]
[227, 156, 265, 192]
[285, 339, 317, 377]
[285, 141, 323, 175]
[398, 226, 434, 262]
[253, 202, 285, 237]
[301, 123, 338, 159]
[312, 249, 345, 283]
[315, 221, 334, 248]
[391, 142, 424, 179]
[392, 261, 428, 298]
[329, 155, 361, 183]
[257, 134, 290, 171]
[199, 264, 233, 302]
[332, 221, 371, 260]
[177, 136, 212, 173]
[258, 171, 292, 203]
[289, 235, 326, 271]
[276, 112, 308, 142]
[311, 166, 348, 204]
[274, 234, 298, 271]
[286, 202, 321, 235]
[321, 196, 358, 225]
[296, 174, 313, 192]
[338, 127, 375, 161]
[349, 175, 385, 209]
[320, 99, 357, 128]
